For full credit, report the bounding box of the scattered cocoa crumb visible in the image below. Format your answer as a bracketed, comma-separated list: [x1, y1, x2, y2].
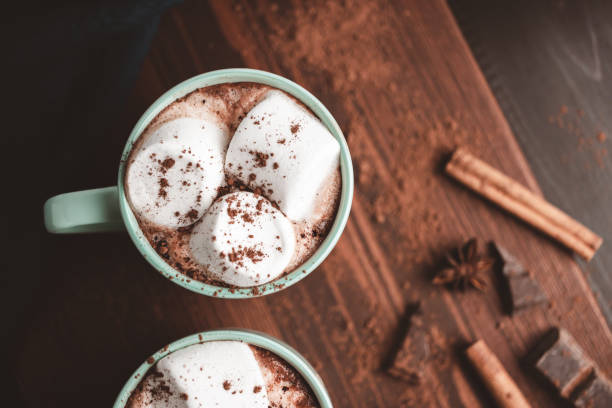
[290, 123, 300, 134]
[227, 206, 239, 218]
[155, 239, 169, 259]
[161, 157, 175, 169]
[253, 385, 262, 393]
[226, 247, 265, 264]
[223, 380, 231, 390]
[250, 151, 270, 167]
[158, 178, 169, 198]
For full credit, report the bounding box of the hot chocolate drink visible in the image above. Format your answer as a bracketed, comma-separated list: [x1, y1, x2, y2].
[126, 341, 320, 407]
[124, 83, 341, 287]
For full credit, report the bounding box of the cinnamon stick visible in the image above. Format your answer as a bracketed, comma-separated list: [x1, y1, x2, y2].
[466, 340, 531, 408]
[446, 148, 602, 260]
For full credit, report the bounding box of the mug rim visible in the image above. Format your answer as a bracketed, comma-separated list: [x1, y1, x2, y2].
[112, 329, 333, 408]
[117, 68, 353, 298]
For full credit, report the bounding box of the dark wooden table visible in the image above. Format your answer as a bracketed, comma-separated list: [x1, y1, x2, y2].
[12, 1, 612, 407]
[449, 0, 612, 331]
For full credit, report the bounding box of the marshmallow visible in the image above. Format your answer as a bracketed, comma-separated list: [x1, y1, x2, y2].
[225, 91, 340, 221]
[189, 191, 295, 287]
[126, 117, 229, 228]
[137, 341, 269, 407]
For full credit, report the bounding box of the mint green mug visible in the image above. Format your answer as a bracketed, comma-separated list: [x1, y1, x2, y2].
[113, 329, 333, 407]
[44, 69, 353, 298]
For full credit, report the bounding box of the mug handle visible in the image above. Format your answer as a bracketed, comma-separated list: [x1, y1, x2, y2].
[44, 186, 125, 233]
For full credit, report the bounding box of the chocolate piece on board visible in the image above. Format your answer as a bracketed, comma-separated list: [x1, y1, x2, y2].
[388, 317, 430, 384]
[573, 371, 612, 408]
[494, 243, 527, 278]
[508, 273, 548, 310]
[531, 328, 593, 398]
[493, 243, 547, 312]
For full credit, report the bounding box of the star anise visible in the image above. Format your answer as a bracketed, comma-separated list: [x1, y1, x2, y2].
[433, 238, 493, 291]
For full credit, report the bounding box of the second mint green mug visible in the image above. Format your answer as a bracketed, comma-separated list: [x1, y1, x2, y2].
[113, 329, 333, 407]
[44, 69, 354, 298]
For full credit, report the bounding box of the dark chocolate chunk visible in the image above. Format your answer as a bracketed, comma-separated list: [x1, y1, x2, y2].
[508, 272, 548, 310]
[573, 371, 612, 408]
[493, 243, 547, 312]
[493, 243, 527, 278]
[531, 328, 593, 398]
[388, 317, 430, 384]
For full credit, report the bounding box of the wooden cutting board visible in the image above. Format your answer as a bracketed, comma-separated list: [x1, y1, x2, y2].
[17, 1, 611, 407]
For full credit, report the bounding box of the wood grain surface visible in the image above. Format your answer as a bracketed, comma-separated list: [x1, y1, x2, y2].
[15, 1, 612, 407]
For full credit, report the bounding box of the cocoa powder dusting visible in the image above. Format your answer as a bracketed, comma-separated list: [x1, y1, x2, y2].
[548, 105, 608, 169]
[161, 157, 175, 169]
[226, 246, 265, 265]
[185, 209, 199, 220]
[250, 150, 269, 167]
[158, 178, 169, 198]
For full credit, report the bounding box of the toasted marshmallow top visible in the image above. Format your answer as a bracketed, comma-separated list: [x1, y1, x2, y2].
[126, 117, 229, 228]
[189, 191, 295, 287]
[225, 91, 340, 221]
[136, 341, 269, 407]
